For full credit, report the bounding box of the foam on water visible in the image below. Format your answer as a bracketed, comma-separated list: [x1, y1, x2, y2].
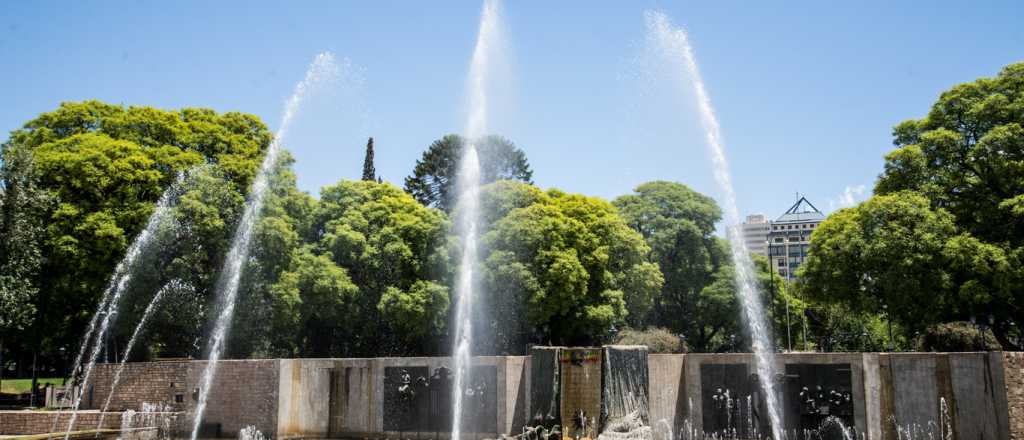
[643, 11, 783, 439]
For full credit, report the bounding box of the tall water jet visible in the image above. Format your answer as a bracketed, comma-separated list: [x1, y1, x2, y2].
[643, 11, 783, 439]
[95, 280, 192, 431]
[59, 169, 190, 439]
[189, 52, 340, 440]
[452, 1, 504, 439]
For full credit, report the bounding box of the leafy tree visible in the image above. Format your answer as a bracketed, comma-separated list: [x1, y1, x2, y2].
[613, 181, 738, 351]
[302, 180, 450, 356]
[404, 134, 533, 210]
[807, 62, 1024, 348]
[800, 193, 957, 333]
[270, 247, 359, 357]
[0, 146, 52, 384]
[0, 101, 271, 368]
[478, 181, 662, 350]
[361, 137, 376, 181]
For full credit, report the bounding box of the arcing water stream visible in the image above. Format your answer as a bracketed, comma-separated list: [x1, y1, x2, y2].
[189, 52, 341, 440]
[95, 279, 192, 433]
[644, 11, 783, 439]
[59, 170, 190, 439]
[452, 1, 504, 439]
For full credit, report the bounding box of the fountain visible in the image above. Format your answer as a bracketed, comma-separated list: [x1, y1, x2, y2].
[643, 11, 783, 439]
[95, 280, 193, 431]
[58, 169, 191, 439]
[188, 52, 342, 440]
[451, 1, 505, 439]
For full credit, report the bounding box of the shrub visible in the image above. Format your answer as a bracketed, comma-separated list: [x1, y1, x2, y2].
[612, 327, 687, 353]
[915, 321, 1001, 352]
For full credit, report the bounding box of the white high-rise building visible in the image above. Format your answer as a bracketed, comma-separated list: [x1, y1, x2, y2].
[740, 214, 770, 255]
[766, 196, 825, 280]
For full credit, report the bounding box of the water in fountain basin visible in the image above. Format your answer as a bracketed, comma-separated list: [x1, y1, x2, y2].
[59, 169, 191, 439]
[189, 52, 342, 440]
[643, 11, 783, 439]
[452, 1, 505, 439]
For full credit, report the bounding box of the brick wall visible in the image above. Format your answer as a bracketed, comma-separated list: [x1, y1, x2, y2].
[187, 359, 280, 437]
[1005, 352, 1024, 440]
[0, 411, 123, 435]
[87, 360, 189, 411]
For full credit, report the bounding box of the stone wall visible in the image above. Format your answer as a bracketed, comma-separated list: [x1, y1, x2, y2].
[84, 359, 279, 437]
[0, 410, 123, 435]
[648, 354, 685, 439]
[186, 359, 280, 437]
[5, 352, 1019, 439]
[87, 360, 189, 411]
[1005, 352, 1024, 440]
[559, 347, 602, 438]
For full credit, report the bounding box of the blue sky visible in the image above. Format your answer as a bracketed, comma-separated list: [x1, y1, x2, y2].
[2, 1, 1022, 221]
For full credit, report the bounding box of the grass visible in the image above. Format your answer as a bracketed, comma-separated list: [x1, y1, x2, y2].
[0, 377, 65, 394]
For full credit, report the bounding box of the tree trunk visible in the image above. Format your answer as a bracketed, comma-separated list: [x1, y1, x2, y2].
[0, 337, 4, 394]
[991, 325, 1019, 351]
[29, 350, 38, 407]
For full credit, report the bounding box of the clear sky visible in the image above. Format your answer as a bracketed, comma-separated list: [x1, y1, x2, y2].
[2, 1, 1022, 221]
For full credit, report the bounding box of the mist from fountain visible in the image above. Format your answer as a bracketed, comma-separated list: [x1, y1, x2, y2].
[189, 52, 341, 440]
[59, 170, 190, 439]
[95, 280, 193, 432]
[643, 10, 783, 439]
[452, 1, 504, 439]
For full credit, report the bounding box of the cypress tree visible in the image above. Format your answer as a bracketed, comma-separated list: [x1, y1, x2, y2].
[361, 137, 376, 181]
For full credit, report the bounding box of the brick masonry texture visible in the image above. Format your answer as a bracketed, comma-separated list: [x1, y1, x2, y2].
[84, 359, 280, 437]
[0, 411, 123, 435]
[86, 360, 190, 411]
[1005, 352, 1024, 440]
[187, 359, 280, 437]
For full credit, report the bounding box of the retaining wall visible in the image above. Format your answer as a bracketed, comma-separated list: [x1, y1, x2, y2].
[1004, 352, 1024, 440]
[0, 410, 123, 435]
[19, 352, 1021, 440]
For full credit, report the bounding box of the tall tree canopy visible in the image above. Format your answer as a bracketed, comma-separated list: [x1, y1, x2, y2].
[0, 146, 51, 358]
[236, 178, 451, 358]
[803, 62, 1024, 349]
[613, 181, 732, 350]
[361, 137, 376, 181]
[0, 100, 271, 367]
[404, 134, 533, 211]
[477, 180, 662, 350]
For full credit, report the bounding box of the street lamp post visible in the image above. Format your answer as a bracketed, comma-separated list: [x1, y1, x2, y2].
[883, 304, 893, 351]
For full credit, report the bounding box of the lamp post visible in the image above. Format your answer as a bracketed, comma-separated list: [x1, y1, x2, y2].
[883, 304, 893, 351]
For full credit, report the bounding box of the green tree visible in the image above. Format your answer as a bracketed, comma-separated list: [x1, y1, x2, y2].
[808, 62, 1024, 348]
[404, 134, 533, 211]
[0, 146, 52, 385]
[800, 193, 957, 334]
[613, 181, 737, 351]
[303, 180, 450, 356]
[361, 137, 376, 181]
[1, 101, 271, 366]
[478, 181, 662, 350]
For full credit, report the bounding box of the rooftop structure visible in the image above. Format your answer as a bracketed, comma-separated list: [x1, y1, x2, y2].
[767, 196, 825, 280]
